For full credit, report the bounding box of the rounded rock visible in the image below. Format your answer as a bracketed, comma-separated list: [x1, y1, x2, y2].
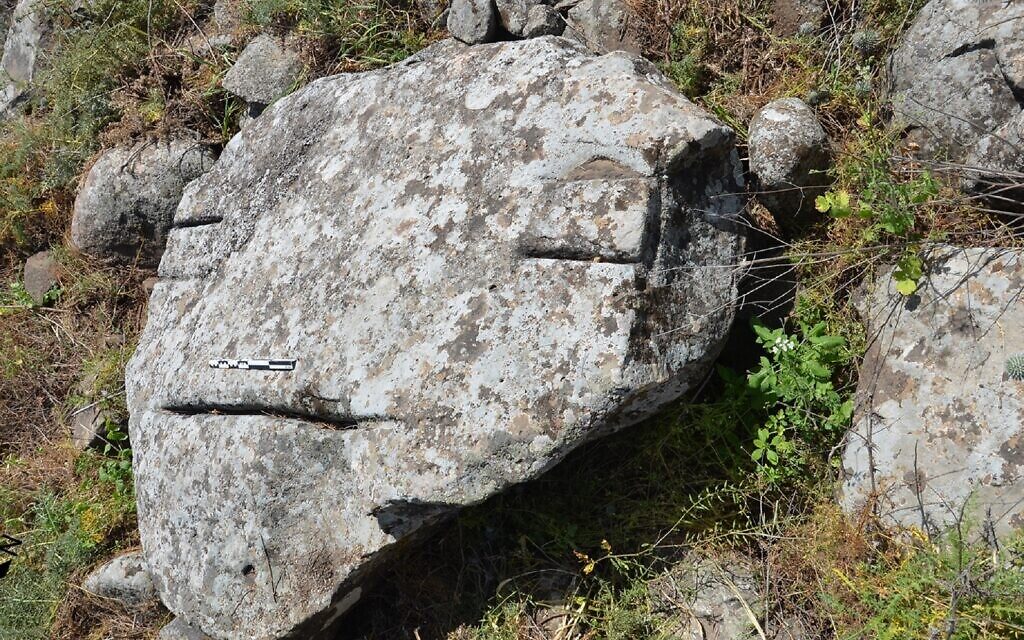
[82, 551, 157, 607]
[748, 97, 830, 224]
[70, 139, 216, 267]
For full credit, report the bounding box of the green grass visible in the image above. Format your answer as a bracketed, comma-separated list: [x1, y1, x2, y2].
[0, 452, 136, 640]
[243, 0, 431, 72]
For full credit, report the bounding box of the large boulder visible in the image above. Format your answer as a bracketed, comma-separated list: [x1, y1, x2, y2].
[842, 246, 1024, 538]
[127, 37, 745, 639]
[888, 0, 1024, 164]
[70, 139, 216, 267]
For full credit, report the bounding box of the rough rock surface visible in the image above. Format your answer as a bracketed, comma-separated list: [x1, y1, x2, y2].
[0, 0, 46, 115]
[889, 0, 1024, 163]
[222, 34, 302, 107]
[843, 246, 1024, 538]
[159, 618, 214, 640]
[495, 0, 543, 35]
[71, 139, 216, 266]
[128, 37, 745, 639]
[447, 0, 498, 44]
[70, 404, 105, 450]
[83, 551, 158, 606]
[0, 1, 14, 52]
[747, 97, 830, 221]
[523, 4, 564, 37]
[22, 250, 58, 304]
[649, 552, 763, 640]
[564, 0, 641, 54]
[962, 108, 1024, 199]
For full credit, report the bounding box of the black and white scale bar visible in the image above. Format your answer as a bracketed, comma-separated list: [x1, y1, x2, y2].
[209, 359, 296, 371]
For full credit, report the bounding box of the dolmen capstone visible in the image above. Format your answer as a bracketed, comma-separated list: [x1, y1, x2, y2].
[127, 36, 746, 639]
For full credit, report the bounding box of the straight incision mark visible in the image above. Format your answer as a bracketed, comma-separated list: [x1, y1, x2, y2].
[172, 216, 224, 229]
[162, 404, 360, 430]
[517, 245, 644, 264]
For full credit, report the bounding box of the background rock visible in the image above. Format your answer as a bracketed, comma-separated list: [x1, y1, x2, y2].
[523, 4, 564, 37]
[222, 34, 303, 108]
[495, 0, 542, 35]
[0, 0, 47, 116]
[843, 246, 1024, 538]
[83, 551, 158, 607]
[22, 250, 58, 304]
[447, 0, 498, 44]
[748, 97, 830, 224]
[649, 551, 763, 640]
[888, 0, 1024, 163]
[128, 37, 745, 640]
[70, 139, 216, 266]
[564, 0, 641, 54]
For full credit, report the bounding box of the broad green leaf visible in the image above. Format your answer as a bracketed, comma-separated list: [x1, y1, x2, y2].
[896, 277, 918, 296]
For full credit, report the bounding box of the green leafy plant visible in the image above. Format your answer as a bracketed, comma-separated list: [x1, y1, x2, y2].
[746, 319, 854, 481]
[893, 251, 923, 296]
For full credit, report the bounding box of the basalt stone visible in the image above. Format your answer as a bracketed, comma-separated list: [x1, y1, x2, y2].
[222, 34, 303, 107]
[842, 246, 1024, 539]
[22, 250, 58, 304]
[70, 139, 216, 266]
[128, 37, 745, 639]
[447, 0, 498, 44]
[888, 0, 1024, 163]
[747, 97, 830, 224]
[83, 551, 158, 607]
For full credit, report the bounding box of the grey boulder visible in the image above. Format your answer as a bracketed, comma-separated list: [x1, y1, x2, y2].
[888, 0, 1024, 163]
[70, 139, 216, 267]
[564, 0, 641, 54]
[842, 246, 1024, 538]
[962, 107, 1024, 201]
[0, 0, 47, 116]
[83, 551, 158, 607]
[128, 37, 745, 640]
[523, 4, 564, 37]
[222, 34, 302, 108]
[748, 97, 830, 223]
[22, 250, 58, 304]
[447, 0, 498, 44]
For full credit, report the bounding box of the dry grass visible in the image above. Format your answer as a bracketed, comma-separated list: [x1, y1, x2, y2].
[0, 249, 149, 457]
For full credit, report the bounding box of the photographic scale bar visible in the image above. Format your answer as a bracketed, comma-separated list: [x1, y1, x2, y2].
[209, 359, 297, 371]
